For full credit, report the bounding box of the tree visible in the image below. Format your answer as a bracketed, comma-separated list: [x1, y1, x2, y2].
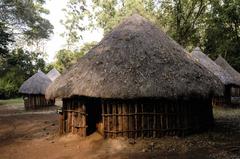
[62, 0, 240, 71]
[62, 0, 209, 49]
[0, 22, 13, 57]
[52, 42, 96, 73]
[0, 48, 46, 98]
[204, 0, 240, 70]
[53, 49, 76, 73]
[0, 0, 53, 45]
[159, 0, 209, 48]
[60, 0, 89, 49]
[61, 0, 160, 48]
[75, 41, 97, 59]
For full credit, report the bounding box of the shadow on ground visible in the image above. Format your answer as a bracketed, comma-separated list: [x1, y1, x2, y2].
[0, 105, 239, 159]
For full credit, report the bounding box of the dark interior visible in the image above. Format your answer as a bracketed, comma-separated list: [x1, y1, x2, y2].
[85, 99, 102, 135]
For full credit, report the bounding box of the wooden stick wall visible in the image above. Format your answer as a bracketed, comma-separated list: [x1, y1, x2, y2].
[231, 87, 240, 97]
[60, 97, 214, 138]
[101, 99, 213, 138]
[24, 94, 55, 110]
[102, 100, 213, 138]
[60, 98, 87, 137]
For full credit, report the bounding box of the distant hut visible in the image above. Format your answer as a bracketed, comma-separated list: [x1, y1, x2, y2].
[215, 56, 240, 104]
[46, 14, 223, 138]
[191, 47, 238, 106]
[19, 70, 55, 110]
[47, 68, 61, 81]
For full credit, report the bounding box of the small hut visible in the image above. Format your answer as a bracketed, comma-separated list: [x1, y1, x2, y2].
[215, 56, 240, 104]
[191, 47, 238, 106]
[19, 70, 55, 110]
[46, 14, 223, 138]
[47, 68, 61, 81]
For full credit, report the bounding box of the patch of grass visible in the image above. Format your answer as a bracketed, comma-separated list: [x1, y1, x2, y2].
[213, 106, 240, 119]
[0, 98, 23, 106]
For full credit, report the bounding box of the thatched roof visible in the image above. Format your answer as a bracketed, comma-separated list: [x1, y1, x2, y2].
[191, 47, 235, 85]
[46, 14, 223, 100]
[215, 56, 240, 86]
[19, 70, 52, 95]
[46, 68, 61, 81]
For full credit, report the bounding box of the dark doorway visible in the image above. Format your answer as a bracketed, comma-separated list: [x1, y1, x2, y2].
[85, 98, 102, 135]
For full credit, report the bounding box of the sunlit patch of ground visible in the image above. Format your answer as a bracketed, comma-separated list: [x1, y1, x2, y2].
[0, 98, 62, 115]
[0, 103, 239, 159]
[0, 98, 23, 106]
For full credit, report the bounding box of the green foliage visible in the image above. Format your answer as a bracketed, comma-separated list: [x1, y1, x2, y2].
[204, 0, 240, 70]
[62, 0, 240, 71]
[0, 48, 46, 99]
[45, 63, 55, 73]
[159, 0, 209, 48]
[0, 71, 19, 99]
[0, 98, 23, 106]
[53, 49, 76, 73]
[0, 22, 13, 57]
[60, 0, 89, 48]
[61, 0, 159, 41]
[61, 0, 208, 48]
[0, 0, 53, 44]
[75, 41, 97, 59]
[92, 0, 159, 33]
[51, 42, 96, 73]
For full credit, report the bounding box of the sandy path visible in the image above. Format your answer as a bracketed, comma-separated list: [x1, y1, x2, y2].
[0, 106, 240, 159]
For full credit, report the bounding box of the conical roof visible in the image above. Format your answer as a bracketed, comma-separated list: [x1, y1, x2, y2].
[46, 68, 61, 81]
[191, 47, 235, 85]
[19, 71, 52, 95]
[215, 55, 240, 86]
[46, 14, 223, 100]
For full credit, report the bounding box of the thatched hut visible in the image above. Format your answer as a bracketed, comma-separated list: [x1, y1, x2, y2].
[215, 56, 240, 104]
[47, 68, 61, 81]
[46, 14, 223, 138]
[191, 47, 238, 106]
[19, 70, 55, 110]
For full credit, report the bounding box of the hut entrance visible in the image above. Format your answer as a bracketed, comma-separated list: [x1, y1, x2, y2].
[85, 99, 102, 136]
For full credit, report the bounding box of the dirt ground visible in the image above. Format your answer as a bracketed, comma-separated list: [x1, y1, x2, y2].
[0, 103, 240, 159]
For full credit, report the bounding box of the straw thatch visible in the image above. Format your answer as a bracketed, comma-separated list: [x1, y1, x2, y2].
[215, 56, 240, 86]
[19, 71, 52, 95]
[191, 47, 235, 85]
[47, 68, 61, 81]
[46, 14, 223, 100]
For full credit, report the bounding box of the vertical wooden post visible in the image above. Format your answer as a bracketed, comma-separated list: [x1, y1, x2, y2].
[134, 103, 137, 139]
[165, 102, 169, 135]
[80, 101, 84, 137]
[112, 103, 116, 138]
[176, 101, 179, 136]
[126, 103, 129, 138]
[67, 101, 70, 133]
[32, 95, 34, 109]
[147, 105, 150, 138]
[107, 102, 110, 138]
[128, 103, 133, 138]
[118, 102, 122, 137]
[82, 104, 86, 137]
[122, 103, 128, 137]
[156, 103, 159, 138]
[102, 102, 105, 138]
[62, 99, 66, 134]
[59, 112, 64, 135]
[153, 104, 156, 138]
[68, 100, 72, 133]
[141, 103, 144, 138]
[71, 100, 74, 133]
[69, 100, 73, 133]
[160, 103, 163, 137]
